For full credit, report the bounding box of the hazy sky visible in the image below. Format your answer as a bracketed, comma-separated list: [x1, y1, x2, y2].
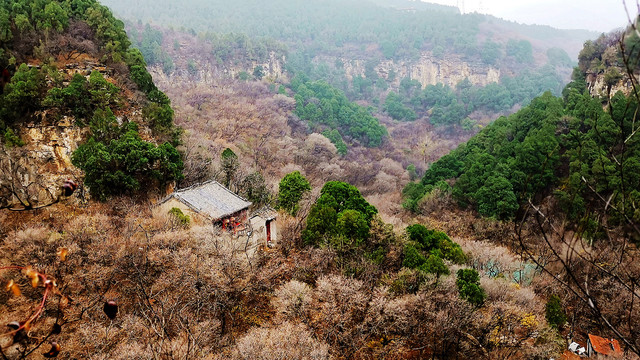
[423, 0, 634, 32]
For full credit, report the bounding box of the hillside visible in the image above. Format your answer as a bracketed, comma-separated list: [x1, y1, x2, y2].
[1, 1, 638, 360]
[102, 0, 594, 59]
[0, 0, 183, 208]
[97, 0, 600, 197]
[404, 28, 640, 354]
[92, 4, 597, 219]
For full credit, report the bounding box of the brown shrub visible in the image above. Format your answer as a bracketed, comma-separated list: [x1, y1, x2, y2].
[272, 280, 313, 320]
[234, 321, 330, 360]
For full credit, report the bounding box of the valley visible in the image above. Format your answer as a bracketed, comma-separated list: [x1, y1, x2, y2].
[0, 0, 638, 359]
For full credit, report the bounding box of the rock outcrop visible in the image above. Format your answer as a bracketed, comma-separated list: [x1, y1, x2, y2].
[4, 58, 147, 206]
[586, 70, 636, 98]
[156, 47, 500, 90]
[328, 53, 500, 88]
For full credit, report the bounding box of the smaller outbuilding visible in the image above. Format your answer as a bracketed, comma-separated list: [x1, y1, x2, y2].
[249, 207, 278, 248]
[563, 334, 623, 359]
[568, 341, 586, 356]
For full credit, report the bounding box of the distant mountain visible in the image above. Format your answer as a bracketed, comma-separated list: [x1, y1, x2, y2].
[369, 0, 459, 13]
[103, 0, 599, 136]
[103, 0, 594, 60]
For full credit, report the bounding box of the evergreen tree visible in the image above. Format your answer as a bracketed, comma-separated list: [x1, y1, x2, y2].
[221, 148, 239, 188]
[456, 269, 486, 306]
[302, 181, 377, 246]
[545, 295, 566, 329]
[277, 171, 311, 216]
[72, 127, 183, 201]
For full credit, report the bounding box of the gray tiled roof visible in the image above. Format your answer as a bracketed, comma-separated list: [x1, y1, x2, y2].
[250, 206, 277, 221]
[165, 180, 251, 221]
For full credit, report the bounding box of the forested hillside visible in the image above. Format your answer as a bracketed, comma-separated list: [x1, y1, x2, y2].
[404, 28, 640, 354]
[0, 0, 183, 208]
[91, 0, 601, 220]
[102, 0, 593, 60]
[405, 29, 639, 226]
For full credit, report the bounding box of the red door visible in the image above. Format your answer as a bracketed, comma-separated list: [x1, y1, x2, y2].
[266, 220, 272, 242]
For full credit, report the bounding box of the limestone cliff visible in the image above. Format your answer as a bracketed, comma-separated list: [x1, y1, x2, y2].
[328, 53, 501, 88]
[586, 70, 635, 98]
[157, 36, 499, 90]
[158, 46, 287, 84]
[2, 57, 149, 207]
[22, 114, 87, 177]
[578, 32, 637, 99]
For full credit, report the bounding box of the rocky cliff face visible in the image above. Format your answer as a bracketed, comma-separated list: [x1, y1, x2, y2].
[3, 58, 148, 207]
[23, 114, 87, 176]
[3, 116, 88, 204]
[161, 46, 499, 90]
[333, 53, 500, 88]
[157, 51, 287, 85]
[586, 70, 635, 98]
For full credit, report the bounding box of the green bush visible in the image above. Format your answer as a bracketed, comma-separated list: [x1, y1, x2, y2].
[168, 207, 190, 227]
[277, 171, 311, 216]
[89, 108, 120, 142]
[420, 252, 450, 276]
[221, 148, 239, 188]
[402, 224, 465, 278]
[475, 175, 518, 220]
[406, 224, 436, 250]
[1, 64, 45, 119]
[405, 224, 466, 264]
[545, 295, 566, 329]
[402, 243, 427, 269]
[402, 183, 429, 212]
[143, 101, 174, 132]
[3, 128, 24, 147]
[384, 91, 417, 121]
[44, 73, 92, 120]
[302, 181, 377, 246]
[126, 48, 157, 94]
[438, 236, 466, 264]
[456, 269, 486, 306]
[302, 203, 337, 246]
[72, 127, 183, 201]
[253, 65, 264, 79]
[88, 71, 120, 109]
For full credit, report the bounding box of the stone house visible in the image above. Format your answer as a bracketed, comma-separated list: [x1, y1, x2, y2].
[157, 180, 277, 248]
